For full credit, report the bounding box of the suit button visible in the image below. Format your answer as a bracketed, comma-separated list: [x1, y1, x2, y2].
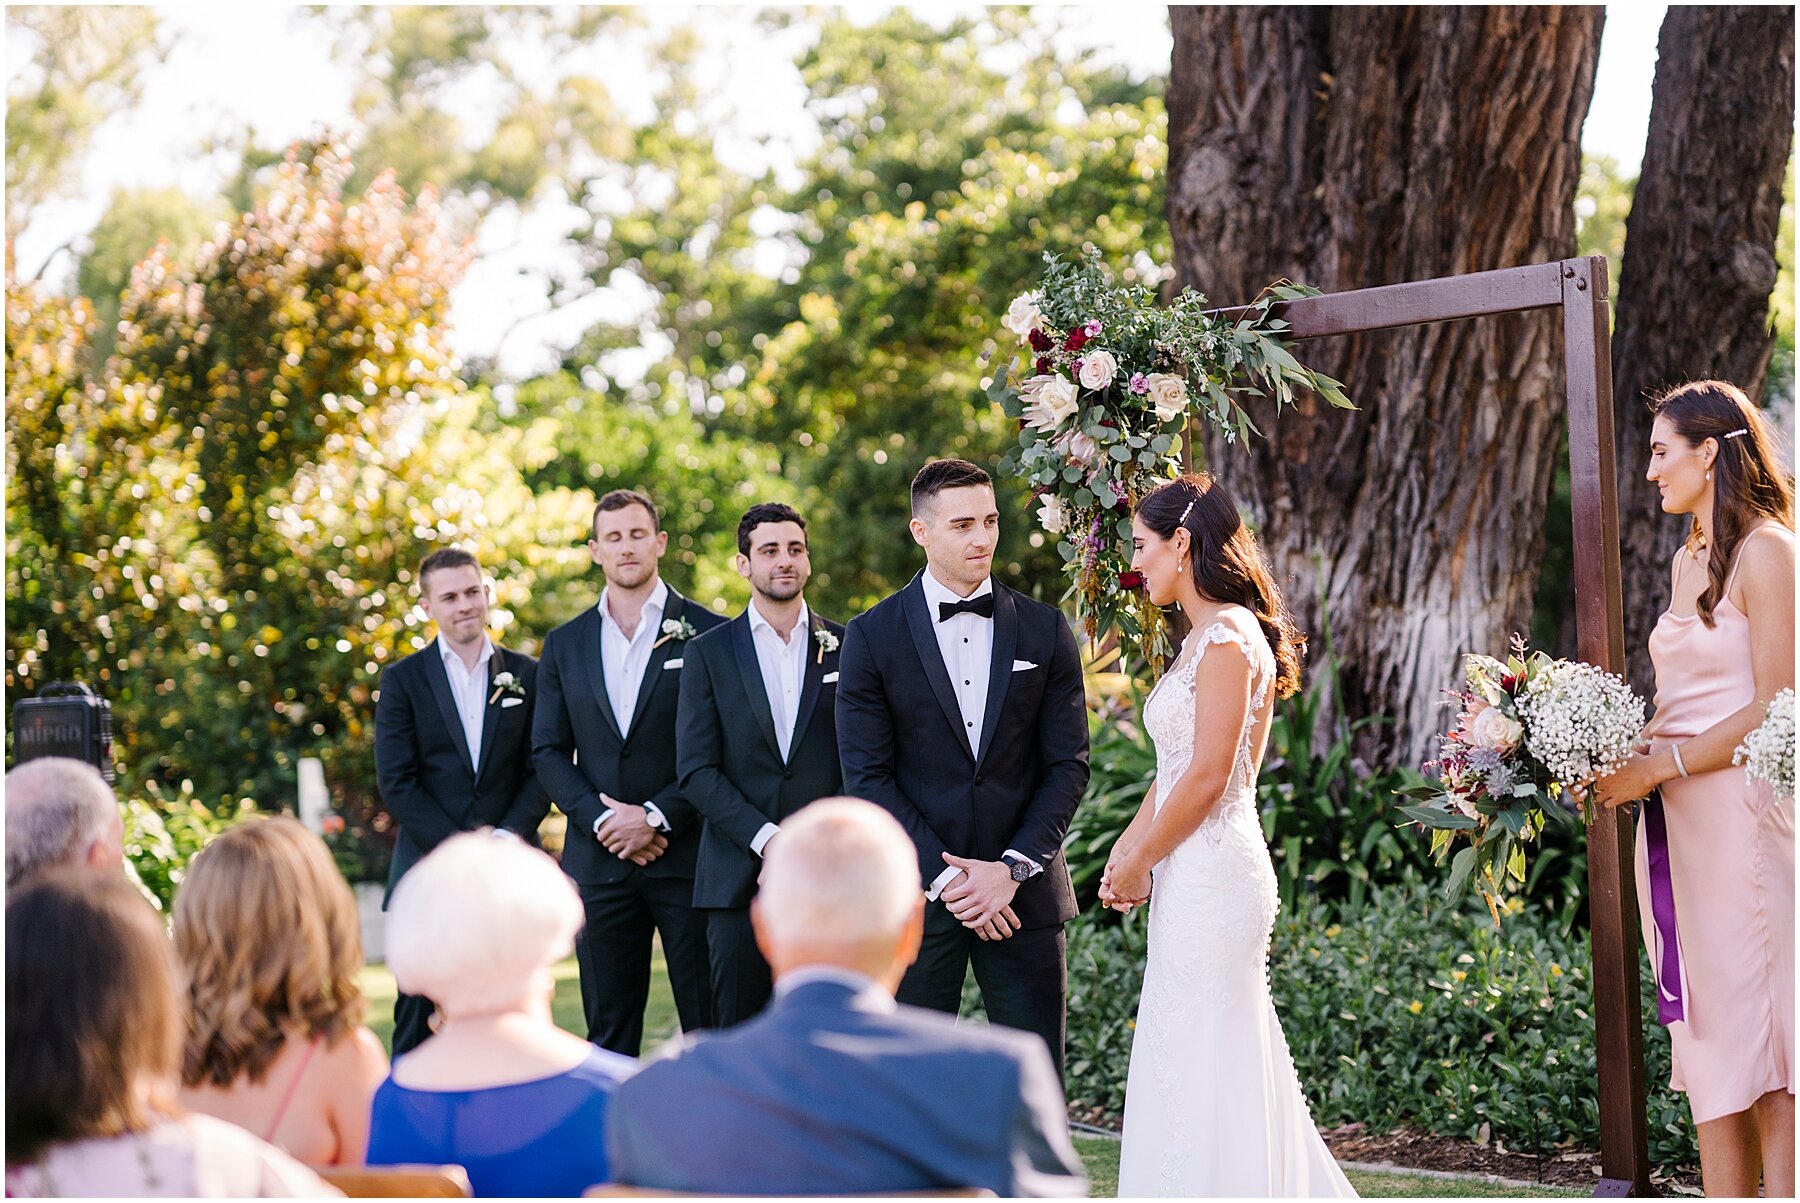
[974, 775, 983, 786]
[783, 769, 793, 780]
[622, 748, 631, 759]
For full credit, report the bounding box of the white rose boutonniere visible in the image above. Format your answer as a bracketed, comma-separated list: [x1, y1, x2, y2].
[487, 671, 526, 705]
[653, 617, 698, 649]
[814, 627, 840, 664]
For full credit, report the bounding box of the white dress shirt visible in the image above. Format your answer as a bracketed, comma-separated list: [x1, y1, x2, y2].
[745, 600, 810, 857]
[594, 579, 672, 836]
[438, 637, 494, 775]
[915, 569, 1041, 901]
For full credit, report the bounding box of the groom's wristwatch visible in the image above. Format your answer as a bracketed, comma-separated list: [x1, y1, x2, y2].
[1001, 853, 1034, 883]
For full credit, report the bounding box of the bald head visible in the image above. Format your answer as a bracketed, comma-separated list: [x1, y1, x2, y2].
[6, 758, 124, 887]
[751, 797, 926, 991]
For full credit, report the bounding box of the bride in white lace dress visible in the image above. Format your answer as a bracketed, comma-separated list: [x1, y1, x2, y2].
[1101, 474, 1355, 1198]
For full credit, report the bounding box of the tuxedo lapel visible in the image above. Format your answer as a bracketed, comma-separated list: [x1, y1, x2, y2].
[474, 647, 506, 783]
[730, 613, 782, 762]
[423, 639, 475, 776]
[581, 609, 624, 743]
[791, 613, 832, 760]
[626, 588, 684, 740]
[901, 575, 974, 762]
[975, 586, 1018, 768]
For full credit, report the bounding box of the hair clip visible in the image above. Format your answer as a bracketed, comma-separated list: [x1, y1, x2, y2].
[1178, 499, 1196, 525]
[1723, 428, 1749, 440]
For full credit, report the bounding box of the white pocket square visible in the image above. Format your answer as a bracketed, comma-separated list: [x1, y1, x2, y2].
[501, 697, 524, 709]
[664, 658, 683, 669]
[1012, 660, 1039, 672]
[822, 671, 839, 684]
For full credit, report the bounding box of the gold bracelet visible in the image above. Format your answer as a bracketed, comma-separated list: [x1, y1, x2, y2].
[1671, 743, 1690, 779]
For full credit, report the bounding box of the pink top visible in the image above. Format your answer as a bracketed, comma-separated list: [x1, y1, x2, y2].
[1648, 597, 1756, 741]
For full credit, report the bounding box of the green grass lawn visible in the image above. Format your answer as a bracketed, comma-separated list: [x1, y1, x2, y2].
[360, 961, 1577, 1199]
[1072, 1135, 1582, 1198]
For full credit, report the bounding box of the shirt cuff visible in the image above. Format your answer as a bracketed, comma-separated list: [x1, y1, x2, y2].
[925, 865, 964, 902]
[642, 801, 671, 832]
[1003, 848, 1044, 877]
[751, 823, 780, 857]
[592, 809, 612, 836]
[492, 827, 523, 842]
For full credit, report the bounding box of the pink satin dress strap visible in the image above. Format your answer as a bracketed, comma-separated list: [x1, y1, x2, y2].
[263, 1036, 323, 1144]
[1638, 530, 1794, 1123]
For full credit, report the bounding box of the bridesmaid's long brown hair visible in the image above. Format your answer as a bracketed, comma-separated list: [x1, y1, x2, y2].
[1653, 380, 1795, 627]
[1136, 473, 1305, 698]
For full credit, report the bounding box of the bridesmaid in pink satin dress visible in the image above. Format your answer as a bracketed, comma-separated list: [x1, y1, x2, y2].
[1594, 380, 1795, 1197]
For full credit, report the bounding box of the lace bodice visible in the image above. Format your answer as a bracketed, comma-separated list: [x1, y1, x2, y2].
[1143, 620, 1274, 834]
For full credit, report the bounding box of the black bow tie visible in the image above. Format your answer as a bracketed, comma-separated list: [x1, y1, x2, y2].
[938, 594, 994, 623]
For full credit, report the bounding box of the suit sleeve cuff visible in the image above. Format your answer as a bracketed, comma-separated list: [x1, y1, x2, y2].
[642, 801, 671, 832]
[925, 865, 964, 902]
[751, 823, 780, 857]
[1003, 848, 1044, 877]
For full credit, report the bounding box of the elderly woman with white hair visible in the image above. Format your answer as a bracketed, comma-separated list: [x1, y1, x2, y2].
[365, 832, 632, 1197]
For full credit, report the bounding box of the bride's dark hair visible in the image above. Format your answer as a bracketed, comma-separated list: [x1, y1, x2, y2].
[1136, 473, 1305, 699]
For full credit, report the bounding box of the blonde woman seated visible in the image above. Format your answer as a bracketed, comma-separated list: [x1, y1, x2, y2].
[6, 870, 335, 1197]
[175, 817, 389, 1165]
[366, 831, 634, 1197]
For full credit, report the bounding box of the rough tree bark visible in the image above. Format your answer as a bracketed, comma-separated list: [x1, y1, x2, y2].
[1610, 7, 1794, 698]
[1166, 7, 1603, 765]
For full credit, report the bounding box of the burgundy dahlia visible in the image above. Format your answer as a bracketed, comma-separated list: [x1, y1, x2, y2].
[1028, 327, 1054, 352]
[1118, 570, 1146, 590]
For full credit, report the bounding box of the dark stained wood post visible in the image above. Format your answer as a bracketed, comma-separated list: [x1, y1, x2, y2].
[1208, 254, 1654, 1195]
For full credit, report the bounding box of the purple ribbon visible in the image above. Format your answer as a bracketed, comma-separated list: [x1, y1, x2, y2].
[1642, 789, 1685, 1025]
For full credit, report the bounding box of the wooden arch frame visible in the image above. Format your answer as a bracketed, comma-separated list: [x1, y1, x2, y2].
[1214, 254, 1653, 1196]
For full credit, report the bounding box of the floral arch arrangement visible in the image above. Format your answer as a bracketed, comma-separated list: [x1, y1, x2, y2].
[987, 251, 1351, 669]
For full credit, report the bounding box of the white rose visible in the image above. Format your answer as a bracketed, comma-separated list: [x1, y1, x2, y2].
[1145, 373, 1188, 422]
[1003, 292, 1043, 339]
[1062, 429, 1100, 466]
[1451, 792, 1481, 820]
[1471, 707, 1525, 754]
[1077, 350, 1119, 391]
[1036, 495, 1068, 534]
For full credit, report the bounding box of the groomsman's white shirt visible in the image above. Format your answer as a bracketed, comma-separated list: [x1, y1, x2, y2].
[918, 569, 1039, 901]
[438, 636, 495, 775]
[745, 599, 810, 857]
[593, 578, 672, 835]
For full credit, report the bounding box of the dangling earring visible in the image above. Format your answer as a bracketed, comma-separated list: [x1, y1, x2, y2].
[1705, 469, 1713, 482]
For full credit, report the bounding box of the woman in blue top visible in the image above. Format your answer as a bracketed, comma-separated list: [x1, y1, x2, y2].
[368, 831, 635, 1196]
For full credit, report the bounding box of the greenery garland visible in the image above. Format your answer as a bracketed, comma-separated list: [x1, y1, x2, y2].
[987, 250, 1351, 668]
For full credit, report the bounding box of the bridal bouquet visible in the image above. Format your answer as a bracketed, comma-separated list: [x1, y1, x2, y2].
[987, 250, 1349, 669]
[1398, 637, 1645, 922]
[1735, 687, 1795, 798]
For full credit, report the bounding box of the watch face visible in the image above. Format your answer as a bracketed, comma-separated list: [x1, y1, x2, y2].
[1007, 858, 1030, 882]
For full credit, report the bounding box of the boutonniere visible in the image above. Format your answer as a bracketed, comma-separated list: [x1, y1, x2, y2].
[487, 671, 526, 705]
[814, 627, 839, 664]
[652, 617, 697, 649]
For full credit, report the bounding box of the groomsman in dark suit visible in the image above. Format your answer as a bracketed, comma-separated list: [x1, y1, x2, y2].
[677, 503, 844, 1027]
[374, 547, 548, 1055]
[533, 489, 727, 1055]
[836, 458, 1089, 1074]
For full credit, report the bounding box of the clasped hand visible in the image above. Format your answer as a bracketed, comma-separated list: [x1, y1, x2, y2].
[1098, 845, 1151, 914]
[1585, 743, 1662, 812]
[939, 853, 1021, 941]
[597, 793, 668, 865]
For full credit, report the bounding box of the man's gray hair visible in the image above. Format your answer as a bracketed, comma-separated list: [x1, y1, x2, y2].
[756, 797, 921, 949]
[5, 758, 119, 886]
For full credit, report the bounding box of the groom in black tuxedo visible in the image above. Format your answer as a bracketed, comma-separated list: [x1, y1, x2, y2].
[836, 458, 1088, 1074]
[374, 547, 548, 1055]
[677, 503, 845, 1026]
[533, 489, 727, 1055]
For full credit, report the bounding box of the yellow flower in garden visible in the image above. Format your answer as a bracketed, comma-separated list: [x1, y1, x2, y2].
[1127, 1019, 1136, 1029]
[1452, 970, 1467, 983]
[1550, 963, 1564, 977]
[1505, 897, 1524, 915]
[1408, 1000, 1424, 1015]
[1324, 924, 1342, 939]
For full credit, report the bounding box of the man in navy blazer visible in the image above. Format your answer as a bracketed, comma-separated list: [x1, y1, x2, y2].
[606, 797, 1086, 1197]
[374, 547, 547, 1054]
[677, 502, 844, 1027]
[836, 458, 1088, 1075]
[533, 490, 727, 1055]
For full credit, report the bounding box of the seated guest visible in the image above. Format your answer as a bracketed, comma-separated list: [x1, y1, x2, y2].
[175, 817, 389, 1165]
[366, 831, 633, 1197]
[606, 797, 1088, 1197]
[6, 870, 336, 1197]
[5, 756, 124, 887]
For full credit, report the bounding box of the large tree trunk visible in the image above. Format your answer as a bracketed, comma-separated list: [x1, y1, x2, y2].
[1167, 7, 1603, 765]
[1610, 7, 1794, 699]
